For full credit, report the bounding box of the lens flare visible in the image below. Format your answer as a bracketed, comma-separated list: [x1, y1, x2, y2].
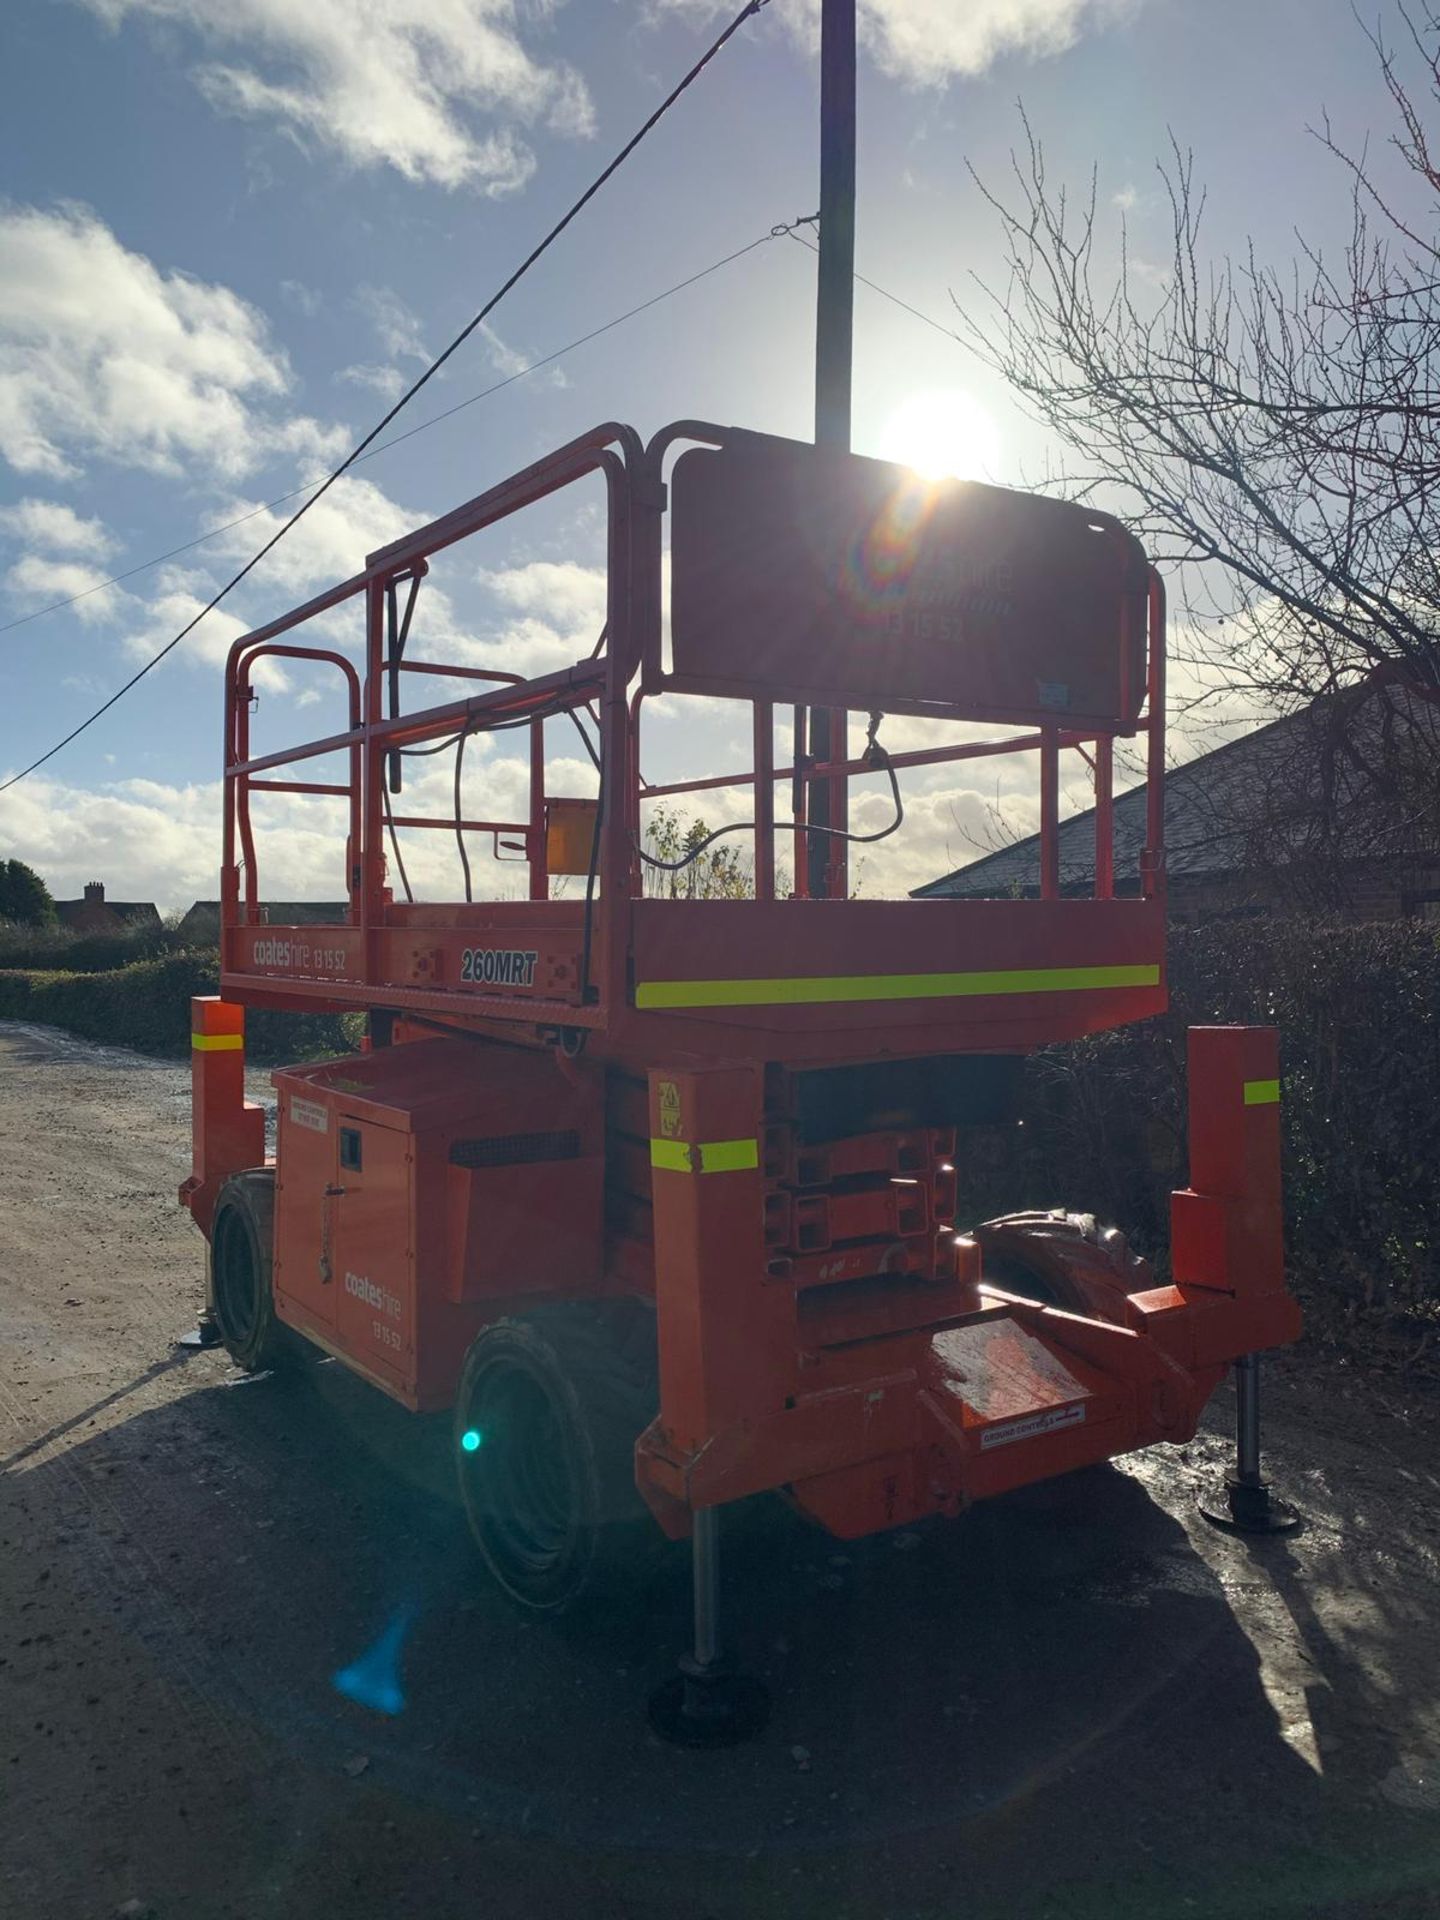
[333, 1604, 414, 1717]
[838, 479, 936, 620]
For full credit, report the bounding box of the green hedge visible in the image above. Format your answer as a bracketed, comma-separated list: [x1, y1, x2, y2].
[0, 921, 191, 973]
[972, 917, 1440, 1340]
[0, 949, 363, 1064]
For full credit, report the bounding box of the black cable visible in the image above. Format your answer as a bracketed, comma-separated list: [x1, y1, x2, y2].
[783, 227, 966, 347]
[454, 728, 474, 904]
[0, 0, 771, 793]
[400, 692, 583, 763]
[566, 707, 603, 774]
[401, 729, 472, 759]
[635, 722, 907, 874]
[580, 752, 605, 1003]
[404, 693, 589, 896]
[382, 778, 416, 906]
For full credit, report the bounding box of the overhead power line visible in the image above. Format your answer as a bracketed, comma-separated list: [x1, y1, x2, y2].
[0, 0, 771, 795]
[0, 226, 788, 639]
[782, 225, 967, 345]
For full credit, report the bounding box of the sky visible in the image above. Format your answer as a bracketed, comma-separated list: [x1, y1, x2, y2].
[0, 0, 1415, 911]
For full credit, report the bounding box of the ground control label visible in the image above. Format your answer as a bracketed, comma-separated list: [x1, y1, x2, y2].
[459, 947, 539, 987]
[979, 1401, 1086, 1451]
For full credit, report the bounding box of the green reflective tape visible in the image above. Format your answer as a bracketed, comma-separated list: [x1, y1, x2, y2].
[696, 1137, 759, 1173]
[635, 963, 1160, 1011]
[1243, 1078, 1281, 1106]
[650, 1136, 759, 1175]
[650, 1138, 691, 1173]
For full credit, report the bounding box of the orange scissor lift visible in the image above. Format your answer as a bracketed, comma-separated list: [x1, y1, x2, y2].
[183, 420, 1301, 1742]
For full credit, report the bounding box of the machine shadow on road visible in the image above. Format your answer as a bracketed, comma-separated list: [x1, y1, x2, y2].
[10, 1344, 1440, 1917]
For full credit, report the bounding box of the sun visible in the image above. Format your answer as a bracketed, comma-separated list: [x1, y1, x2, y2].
[878, 388, 1001, 483]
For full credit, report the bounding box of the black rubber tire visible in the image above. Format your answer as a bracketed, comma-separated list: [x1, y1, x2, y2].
[974, 1211, 1144, 1324]
[977, 1248, 1069, 1309]
[454, 1300, 660, 1617]
[209, 1169, 291, 1373]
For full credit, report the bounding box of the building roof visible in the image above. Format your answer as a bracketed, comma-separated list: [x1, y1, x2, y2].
[177, 901, 350, 931]
[54, 897, 161, 928]
[914, 683, 1440, 900]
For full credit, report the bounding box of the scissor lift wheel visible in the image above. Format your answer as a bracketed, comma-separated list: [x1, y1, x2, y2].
[454, 1301, 659, 1616]
[974, 1211, 1148, 1322]
[209, 1169, 290, 1373]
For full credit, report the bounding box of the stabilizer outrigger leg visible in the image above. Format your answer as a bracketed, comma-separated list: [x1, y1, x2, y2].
[1200, 1351, 1299, 1534]
[174, 1315, 223, 1351]
[647, 1506, 770, 1747]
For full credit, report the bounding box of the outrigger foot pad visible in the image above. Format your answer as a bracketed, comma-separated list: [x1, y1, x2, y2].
[648, 1658, 771, 1748]
[1199, 1474, 1299, 1535]
[175, 1317, 223, 1351]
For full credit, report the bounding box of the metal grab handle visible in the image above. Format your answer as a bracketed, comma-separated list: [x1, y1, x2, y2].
[319, 1184, 346, 1285]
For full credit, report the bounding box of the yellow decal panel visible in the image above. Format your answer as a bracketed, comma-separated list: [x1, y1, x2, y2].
[649, 1137, 759, 1175]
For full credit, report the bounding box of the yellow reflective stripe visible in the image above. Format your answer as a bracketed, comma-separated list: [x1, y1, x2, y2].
[696, 1137, 759, 1173]
[650, 1136, 759, 1174]
[635, 963, 1161, 1011]
[191, 1032, 244, 1051]
[1243, 1078, 1281, 1106]
[650, 1138, 692, 1172]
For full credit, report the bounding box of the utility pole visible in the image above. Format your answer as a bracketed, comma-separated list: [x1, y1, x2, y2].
[806, 0, 856, 900]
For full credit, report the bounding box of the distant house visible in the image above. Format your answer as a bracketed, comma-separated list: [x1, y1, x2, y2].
[176, 900, 350, 943]
[915, 686, 1440, 921]
[54, 881, 162, 935]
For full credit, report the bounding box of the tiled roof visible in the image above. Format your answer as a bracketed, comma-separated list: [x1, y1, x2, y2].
[55, 898, 160, 925]
[914, 684, 1440, 899]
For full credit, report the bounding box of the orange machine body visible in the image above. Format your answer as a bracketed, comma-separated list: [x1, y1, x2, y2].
[182, 420, 1299, 1536]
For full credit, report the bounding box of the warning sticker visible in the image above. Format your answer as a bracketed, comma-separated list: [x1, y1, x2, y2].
[657, 1079, 682, 1139]
[979, 1401, 1086, 1451]
[289, 1097, 329, 1134]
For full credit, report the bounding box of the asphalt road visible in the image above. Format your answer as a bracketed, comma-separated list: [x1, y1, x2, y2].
[3, 1019, 1440, 1920]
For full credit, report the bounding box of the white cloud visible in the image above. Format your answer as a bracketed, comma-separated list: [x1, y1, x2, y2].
[0, 724, 583, 912]
[654, 0, 1140, 87]
[477, 321, 529, 379]
[356, 285, 430, 364]
[204, 473, 424, 594]
[4, 552, 121, 623]
[0, 497, 116, 557]
[112, 569, 292, 688]
[482, 558, 606, 628]
[472, 558, 607, 675]
[79, 0, 596, 193]
[336, 362, 407, 400]
[280, 278, 321, 316]
[0, 204, 343, 482]
[334, 286, 448, 404]
[0, 770, 344, 911]
[860, 776, 1041, 895]
[861, 0, 1141, 84]
[476, 318, 566, 388]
